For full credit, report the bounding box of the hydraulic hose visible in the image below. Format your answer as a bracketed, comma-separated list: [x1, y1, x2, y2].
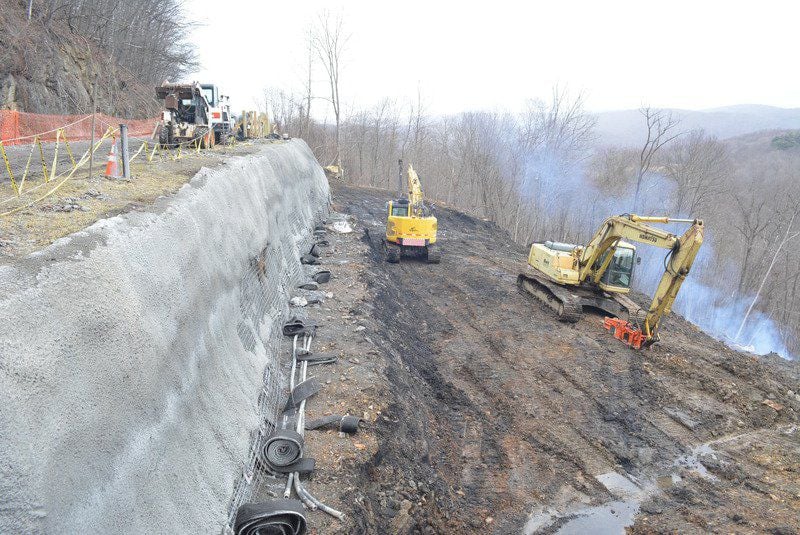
[287, 332, 345, 520]
[234, 500, 308, 535]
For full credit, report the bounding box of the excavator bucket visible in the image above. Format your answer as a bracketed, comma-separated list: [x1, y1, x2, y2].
[603, 317, 646, 350]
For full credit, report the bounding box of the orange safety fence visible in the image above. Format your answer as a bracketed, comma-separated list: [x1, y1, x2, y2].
[0, 110, 159, 145]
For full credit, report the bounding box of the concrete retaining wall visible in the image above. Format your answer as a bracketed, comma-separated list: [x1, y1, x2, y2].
[0, 140, 329, 533]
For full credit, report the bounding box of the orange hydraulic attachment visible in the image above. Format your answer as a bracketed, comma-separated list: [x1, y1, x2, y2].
[603, 317, 646, 349]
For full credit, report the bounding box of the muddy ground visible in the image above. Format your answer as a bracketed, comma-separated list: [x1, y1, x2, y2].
[264, 183, 799, 534]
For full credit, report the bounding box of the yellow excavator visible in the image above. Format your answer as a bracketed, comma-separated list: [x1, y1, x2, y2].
[384, 161, 440, 264]
[518, 214, 704, 348]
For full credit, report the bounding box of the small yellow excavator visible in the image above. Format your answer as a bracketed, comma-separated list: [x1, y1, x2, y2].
[384, 161, 440, 264]
[518, 214, 704, 348]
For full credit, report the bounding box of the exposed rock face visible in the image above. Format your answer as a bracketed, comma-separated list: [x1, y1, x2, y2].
[0, 5, 158, 116]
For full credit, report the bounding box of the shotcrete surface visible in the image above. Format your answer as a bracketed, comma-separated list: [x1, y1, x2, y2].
[0, 140, 329, 533]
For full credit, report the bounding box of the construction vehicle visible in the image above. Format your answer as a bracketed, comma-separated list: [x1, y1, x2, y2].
[200, 84, 235, 144]
[517, 214, 704, 348]
[156, 82, 232, 148]
[384, 161, 440, 264]
[236, 110, 272, 140]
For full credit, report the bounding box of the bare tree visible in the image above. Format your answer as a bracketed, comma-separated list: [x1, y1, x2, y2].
[516, 88, 596, 240]
[590, 147, 638, 198]
[300, 28, 314, 140]
[312, 12, 347, 171]
[633, 107, 682, 213]
[663, 130, 728, 215]
[14, 0, 198, 115]
[735, 199, 800, 342]
[731, 191, 772, 294]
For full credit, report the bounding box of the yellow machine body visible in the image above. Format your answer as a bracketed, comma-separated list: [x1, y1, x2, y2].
[527, 243, 581, 285]
[386, 201, 438, 246]
[527, 241, 636, 293]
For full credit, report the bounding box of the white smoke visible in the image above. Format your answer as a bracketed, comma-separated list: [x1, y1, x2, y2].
[636, 232, 793, 359]
[516, 139, 795, 360]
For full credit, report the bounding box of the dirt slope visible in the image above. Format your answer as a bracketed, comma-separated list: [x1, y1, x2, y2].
[296, 183, 799, 534]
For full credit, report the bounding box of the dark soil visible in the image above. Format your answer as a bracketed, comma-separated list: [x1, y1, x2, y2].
[291, 183, 800, 534]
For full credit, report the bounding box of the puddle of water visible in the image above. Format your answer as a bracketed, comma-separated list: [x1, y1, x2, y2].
[524, 500, 641, 535]
[523, 508, 560, 534]
[525, 447, 726, 535]
[556, 500, 640, 535]
[524, 472, 654, 535]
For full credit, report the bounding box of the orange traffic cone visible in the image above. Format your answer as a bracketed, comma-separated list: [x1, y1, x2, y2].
[105, 140, 119, 178]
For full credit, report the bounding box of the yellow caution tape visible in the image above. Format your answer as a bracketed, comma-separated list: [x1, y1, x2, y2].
[18, 142, 36, 196]
[48, 129, 60, 183]
[0, 141, 17, 195]
[129, 140, 147, 163]
[61, 130, 76, 169]
[0, 127, 114, 217]
[37, 136, 48, 178]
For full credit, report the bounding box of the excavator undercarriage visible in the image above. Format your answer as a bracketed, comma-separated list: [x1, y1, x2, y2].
[517, 272, 646, 324]
[384, 240, 440, 264]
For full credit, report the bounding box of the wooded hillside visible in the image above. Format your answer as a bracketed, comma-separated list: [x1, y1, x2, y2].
[265, 83, 800, 359]
[0, 0, 196, 116]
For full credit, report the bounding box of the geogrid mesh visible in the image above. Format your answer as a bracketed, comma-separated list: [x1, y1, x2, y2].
[224, 200, 328, 531]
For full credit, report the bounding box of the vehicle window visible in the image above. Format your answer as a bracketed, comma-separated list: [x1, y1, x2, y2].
[391, 205, 408, 216]
[201, 87, 215, 106]
[606, 248, 634, 288]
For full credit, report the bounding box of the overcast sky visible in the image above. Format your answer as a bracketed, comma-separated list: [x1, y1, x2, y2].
[186, 0, 798, 116]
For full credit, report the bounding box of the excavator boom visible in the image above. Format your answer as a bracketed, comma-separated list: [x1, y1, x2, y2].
[407, 165, 424, 207]
[578, 215, 678, 283]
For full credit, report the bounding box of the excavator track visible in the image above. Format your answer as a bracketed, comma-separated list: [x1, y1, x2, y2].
[426, 243, 441, 264]
[384, 240, 402, 263]
[517, 271, 649, 325]
[612, 293, 648, 325]
[517, 273, 582, 323]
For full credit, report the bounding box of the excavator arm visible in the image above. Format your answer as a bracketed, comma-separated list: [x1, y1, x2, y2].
[641, 219, 704, 344]
[406, 164, 425, 208]
[578, 215, 680, 283]
[583, 214, 704, 348]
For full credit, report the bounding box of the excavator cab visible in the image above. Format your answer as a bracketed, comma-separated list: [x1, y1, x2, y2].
[598, 244, 637, 292]
[389, 199, 410, 217]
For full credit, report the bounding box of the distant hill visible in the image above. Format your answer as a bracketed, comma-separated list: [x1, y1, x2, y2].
[594, 104, 800, 147]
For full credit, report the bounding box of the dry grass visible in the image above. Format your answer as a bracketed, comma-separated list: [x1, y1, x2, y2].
[0, 141, 267, 263]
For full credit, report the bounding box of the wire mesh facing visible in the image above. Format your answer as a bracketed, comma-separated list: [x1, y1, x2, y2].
[224, 201, 328, 532]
